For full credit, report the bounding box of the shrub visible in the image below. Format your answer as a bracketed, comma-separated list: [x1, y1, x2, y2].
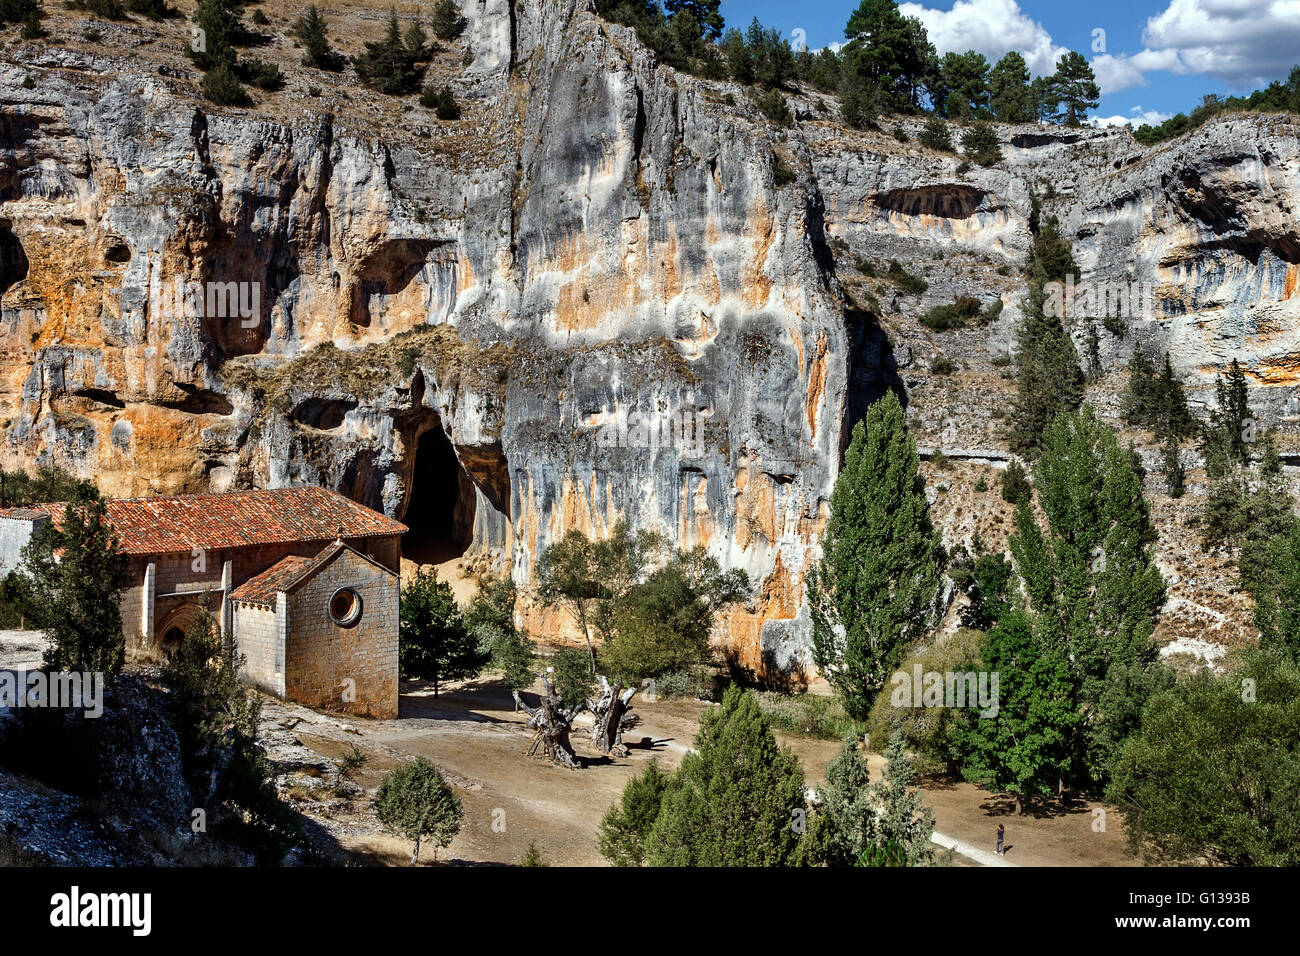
[919, 115, 953, 151]
[373, 757, 463, 864]
[420, 84, 460, 119]
[961, 120, 1003, 165]
[201, 62, 252, 106]
[239, 57, 282, 90]
[548, 647, 595, 707]
[892, 124, 909, 143]
[249, 7, 266, 25]
[886, 259, 928, 294]
[756, 691, 865, 740]
[772, 156, 796, 187]
[598, 760, 669, 866]
[930, 356, 956, 375]
[653, 667, 708, 700]
[430, 0, 465, 40]
[999, 458, 1031, 504]
[520, 843, 547, 866]
[755, 87, 791, 126]
[920, 295, 980, 331]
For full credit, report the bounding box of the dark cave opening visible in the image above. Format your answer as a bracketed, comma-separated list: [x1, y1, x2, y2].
[401, 424, 476, 566]
[0, 223, 28, 298]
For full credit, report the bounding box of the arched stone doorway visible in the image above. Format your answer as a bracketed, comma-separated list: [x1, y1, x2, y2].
[155, 602, 209, 656]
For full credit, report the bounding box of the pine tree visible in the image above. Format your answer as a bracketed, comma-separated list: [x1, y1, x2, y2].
[18, 492, 128, 678]
[665, 0, 723, 42]
[292, 5, 344, 71]
[1007, 215, 1085, 456]
[1009, 406, 1168, 786]
[843, 0, 936, 114]
[869, 732, 937, 864]
[1050, 51, 1100, 125]
[960, 120, 1002, 165]
[598, 760, 669, 866]
[644, 686, 805, 866]
[398, 568, 487, 695]
[1161, 433, 1185, 498]
[988, 51, 1031, 122]
[1253, 521, 1300, 662]
[918, 114, 952, 151]
[430, 0, 465, 40]
[189, 0, 243, 71]
[354, 9, 423, 95]
[808, 390, 944, 719]
[803, 735, 877, 866]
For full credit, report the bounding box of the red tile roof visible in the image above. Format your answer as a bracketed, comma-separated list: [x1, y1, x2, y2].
[0, 486, 407, 556]
[228, 554, 316, 607]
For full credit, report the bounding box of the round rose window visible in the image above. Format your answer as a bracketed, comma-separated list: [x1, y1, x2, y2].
[329, 587, 363, 627]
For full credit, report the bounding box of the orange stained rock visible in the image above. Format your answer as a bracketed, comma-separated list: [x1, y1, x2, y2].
[806, 331, 828, 438]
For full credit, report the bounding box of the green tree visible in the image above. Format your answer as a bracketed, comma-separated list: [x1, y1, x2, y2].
[1007, 214, 1085, 456]
[600, 546, 749, 682]
[808, 390, 943, 719]
[399, 568, 486, 695]
[953, 612, 1079, 812]
[988, 51, 1032, 122]
[430, 0, 465, 40]
[645, 686, 805, 865]
[201, 60, 252, 106]
[999, 458, 1031, 503]
[935, 50, 989, 118]
[163, 612, 304, 860]
[1253, 521, 1300, 661]
[1160, 433, 1185, 498]
[665, 0, 722, 41]
[189, 0, 243, 70]
[918, 114, 952, 151]
[1050, 51, 1100, 125]
[1202, 359, 1251, 475]
[535, 521, 660, 670]
[1010, 406, 1169, 786]
[292, 5, 344, 70]
[1108, 650, 1300, 865]
[842, 0, 936, 114]
[373, 757, 463, 864]
[548, 647, 595, 707]
[803, 735, 877, 866]
[354, 8, 423, 95]
[18, 493, 128, 678]
[870, 731, 937, 863]
[598, 759, 670, 866]
[464, 576, 536, 688]
[960, 119, 1002, 165]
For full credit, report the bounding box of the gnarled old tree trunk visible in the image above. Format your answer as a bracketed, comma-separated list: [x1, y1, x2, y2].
[587, 676, 640, 757]
[513, 676, 583, 768]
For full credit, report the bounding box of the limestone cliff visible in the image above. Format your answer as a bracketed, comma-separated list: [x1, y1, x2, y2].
[1, 0, 1297, 666]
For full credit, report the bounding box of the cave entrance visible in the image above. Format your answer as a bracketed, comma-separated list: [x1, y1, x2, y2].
[402, 424, 476, 565]
[0, 223, 28, 298]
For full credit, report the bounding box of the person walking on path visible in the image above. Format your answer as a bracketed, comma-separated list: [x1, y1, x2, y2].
[995, 824, 1005, 856]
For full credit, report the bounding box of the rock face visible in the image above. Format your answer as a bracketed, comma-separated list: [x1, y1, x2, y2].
[1, 0, 1298, 668]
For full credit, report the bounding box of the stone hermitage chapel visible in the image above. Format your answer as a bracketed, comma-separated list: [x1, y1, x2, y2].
[0, 486, 406, 718]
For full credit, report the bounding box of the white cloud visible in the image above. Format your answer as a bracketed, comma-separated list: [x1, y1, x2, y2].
[898, 0, 1069, 76]
[1090, 107, 1174, 128]
[1139, 0, 1300, 89]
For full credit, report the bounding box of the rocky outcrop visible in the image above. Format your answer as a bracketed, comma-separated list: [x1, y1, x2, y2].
[1, 1, 1298, 666]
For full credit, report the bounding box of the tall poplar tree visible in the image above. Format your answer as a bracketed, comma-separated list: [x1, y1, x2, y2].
[808, 390, 944, 718]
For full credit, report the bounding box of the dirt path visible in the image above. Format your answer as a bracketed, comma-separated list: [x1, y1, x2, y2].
[270, 674, 1141, 867]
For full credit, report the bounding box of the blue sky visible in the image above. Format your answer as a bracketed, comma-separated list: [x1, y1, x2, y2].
[721, 0, 1300, 126]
